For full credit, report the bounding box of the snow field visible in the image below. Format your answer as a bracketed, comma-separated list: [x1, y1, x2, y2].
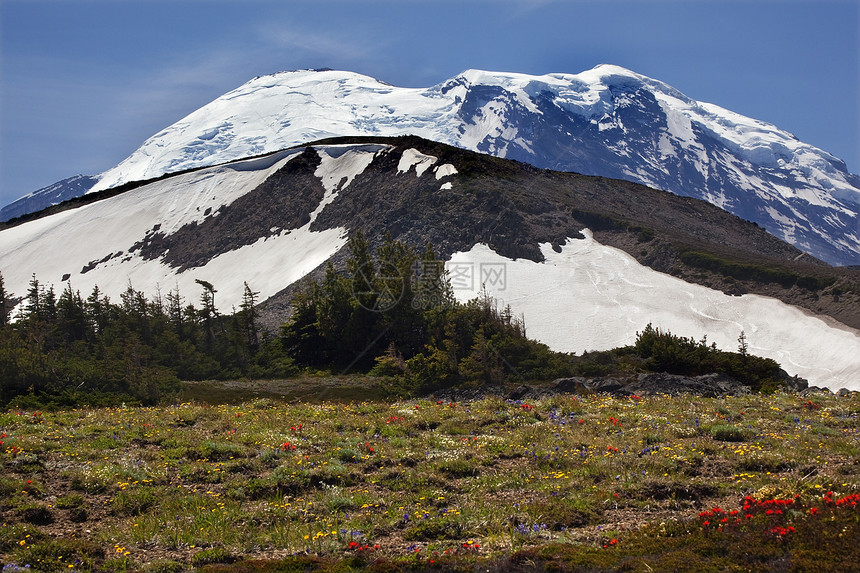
[447, 231, 860, 391]
[0, 145, 395, 316]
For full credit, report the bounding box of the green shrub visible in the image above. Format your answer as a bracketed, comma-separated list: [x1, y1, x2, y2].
[55, 493, 85, 509]
[709, 424, 751, 442]
[403, 520, 463, 541]
[112, 487, 157, 516]
[334, 447, 359, 464]
[192, 441, 247, 461]
[68, 506, 88, 523]
[435, 458, 480, 478]
[0, 523, 45, 552]
[679, 250, 835, 292]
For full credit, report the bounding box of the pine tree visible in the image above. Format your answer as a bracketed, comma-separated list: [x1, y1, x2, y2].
[458, 326, 505, 386]
[315, 263, 354, 363]
[738, 330, 749, 358]
[25, 274, 42, 322]
[86, 285, 109, 336]
[195, 279, 218, 352]
[240, 282, 260, 352]
[280, 280, 325, 366]
[166, 284, 185, 339]
[43, 285, 57, 323]
[57, 283, 88, 344]
[346, 230, 375, 310]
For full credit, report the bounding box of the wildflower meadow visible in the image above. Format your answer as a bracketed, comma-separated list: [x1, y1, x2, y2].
[1, 387, 858, 572]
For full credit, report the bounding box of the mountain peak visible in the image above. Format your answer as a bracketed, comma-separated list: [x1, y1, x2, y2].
[9, 66, 859, 265]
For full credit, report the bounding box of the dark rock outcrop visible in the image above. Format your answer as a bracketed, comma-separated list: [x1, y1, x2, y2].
[429, 370, 810, 402]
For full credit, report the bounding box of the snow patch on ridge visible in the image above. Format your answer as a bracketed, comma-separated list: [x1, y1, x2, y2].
[397, 148, 438, 176]
[0, 147, 348, 314]
[447, 232, 860, 391]
[310, 144, 390, 223]
[434, 164, 458, 179]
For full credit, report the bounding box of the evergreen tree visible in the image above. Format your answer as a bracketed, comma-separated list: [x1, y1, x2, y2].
[43, 285, 57, 323]
[86, 286, 109, 336]
[24, 274, 42, 322]
[57, 283, 88, 344]
[738, 330, 749, 358]
[458, 327, 504, 386]
[315, 263, 355, 364]
[346, 230, 375, 310]
[280, 280, 325, 366]
[165, 285, 185, 339]
[195, 279, 218, 352]
[240, 282, 260, 352]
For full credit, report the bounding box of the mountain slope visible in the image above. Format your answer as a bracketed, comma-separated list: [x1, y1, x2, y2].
[1, 137, 858, 389]
[77, 67, 860, 266]
[0, 175, 98, 222]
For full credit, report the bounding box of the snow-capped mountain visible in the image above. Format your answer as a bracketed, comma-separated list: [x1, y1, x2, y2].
[69, 66, 859, 266]
[2, 138, 859, 390]
[0, 175, 98, 222]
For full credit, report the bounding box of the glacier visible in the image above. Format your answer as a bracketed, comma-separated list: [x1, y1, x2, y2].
[72, 66, 859, 266]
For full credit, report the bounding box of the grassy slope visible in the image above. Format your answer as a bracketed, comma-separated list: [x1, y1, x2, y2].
[1, 388, 858, 572]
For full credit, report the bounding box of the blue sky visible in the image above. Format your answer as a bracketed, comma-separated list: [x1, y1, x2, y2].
[0, 0, 857, 208]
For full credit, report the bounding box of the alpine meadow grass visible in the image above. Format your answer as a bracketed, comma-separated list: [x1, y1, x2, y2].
[0, 389, 858, 572]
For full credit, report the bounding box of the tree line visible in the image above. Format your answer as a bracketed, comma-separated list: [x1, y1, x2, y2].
[0, 232, 789, 408]
[0, 270, 294, 407]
